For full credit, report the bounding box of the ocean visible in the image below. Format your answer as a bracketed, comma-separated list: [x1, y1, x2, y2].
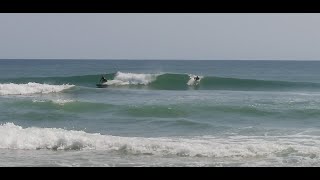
[1, 59, 320, 167]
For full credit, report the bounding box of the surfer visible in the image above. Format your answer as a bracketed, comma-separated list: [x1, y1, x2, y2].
[100, 75, 108, 83]
[194, 76, 200, 81]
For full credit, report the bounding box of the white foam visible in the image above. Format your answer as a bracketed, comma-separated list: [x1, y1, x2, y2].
[106, 72, 158, 86]
[32, 99, 75, 105]
[187, 74, 203, 86]
[32, 99, 47, 103]
[0, 83, 75, 95]
[1, 123, 320, 159]
[52, 99, 75, 105]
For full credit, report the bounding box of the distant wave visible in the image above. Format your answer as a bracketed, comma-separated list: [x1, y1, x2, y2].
[0, 83, 74, 95]
[1, 123, 320, 159]
[1, 72, 320, 91]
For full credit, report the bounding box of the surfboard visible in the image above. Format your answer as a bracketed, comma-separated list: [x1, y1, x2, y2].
[96, 84, 108, 88]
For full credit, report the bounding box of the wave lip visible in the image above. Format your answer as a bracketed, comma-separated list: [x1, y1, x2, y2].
[105, 72, 159, 86]
[0, 82, 74, 95]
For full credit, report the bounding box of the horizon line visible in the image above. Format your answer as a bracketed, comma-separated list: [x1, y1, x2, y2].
[0, 58, 320, 61]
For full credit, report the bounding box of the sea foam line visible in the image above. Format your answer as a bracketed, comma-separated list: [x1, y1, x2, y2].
[1, 123, 320, 158]
[0, 82, 75, 95]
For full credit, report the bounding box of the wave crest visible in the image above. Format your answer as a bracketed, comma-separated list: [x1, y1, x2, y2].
[105, 72, 159, 86]
[2, 73, 320, 91]
[1, 123, 319, 159]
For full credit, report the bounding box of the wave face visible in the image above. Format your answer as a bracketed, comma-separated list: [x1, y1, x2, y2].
[150, 74, 320, 91]
[1, 72, 320, 91]
[0, 83, 74, 95]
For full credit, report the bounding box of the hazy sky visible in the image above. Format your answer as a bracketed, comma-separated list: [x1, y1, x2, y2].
[0, 13, 320, 60]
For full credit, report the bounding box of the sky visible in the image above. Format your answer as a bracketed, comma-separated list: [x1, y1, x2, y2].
[0, 13, 320, 60]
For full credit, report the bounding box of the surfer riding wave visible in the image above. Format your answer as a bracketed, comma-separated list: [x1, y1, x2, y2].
[100, 75, 108, 84]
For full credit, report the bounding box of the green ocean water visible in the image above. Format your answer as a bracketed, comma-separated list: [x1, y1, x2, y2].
[1, 60, 320, 166]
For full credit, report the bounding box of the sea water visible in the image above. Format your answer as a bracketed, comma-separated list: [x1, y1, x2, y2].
[1, 60, 320, 167]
